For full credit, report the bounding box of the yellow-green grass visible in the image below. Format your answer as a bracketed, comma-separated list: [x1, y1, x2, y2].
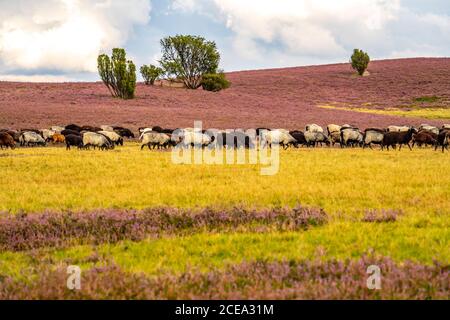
[318, 104, 450, 120]
[0, 144, 449, 215]
[1, 213, 448, 279]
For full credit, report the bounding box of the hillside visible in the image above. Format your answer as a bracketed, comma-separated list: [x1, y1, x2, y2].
[1, 58, 449, 131]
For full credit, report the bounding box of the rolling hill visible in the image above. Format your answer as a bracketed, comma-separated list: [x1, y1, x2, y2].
[1, 58, 449, 131]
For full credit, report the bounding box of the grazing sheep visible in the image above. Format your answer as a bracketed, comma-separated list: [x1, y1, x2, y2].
[327, 124, 341, 135]
[141, 132, 171, 150]
[387, 125, 410, 132]
[113, 127, 135, 138]
[65, 134, 84, 150]
[3, 130, 21, 143]
[412, 131, 437, 148]
[442, 124, 450, 130]
[61, 129, 82, 137]
[100, 125, 114, 132]
[304, 131, 330, 147]
[263, 130, 296, 149]
[363, 128, 384, 149]
[305, 124, 324, 133]
[41, 129, 56, 142]
[51, 134, 66, 144]
[98, 131, 124, 146]
[0, 132, 15, 149]
[81, 125, 102, 132]
[340, 128, 363, 147]
[51, 126, 65, 133]
[82, 132, 114, 150]
[139, 128, 153, 140]
[65, 124, 82, 132]
[435, 129, 450, 152]
[182, 131, 211, 148]
[418, 125, 439, 135]
[382, 127, 416, 150]
[290, 131, 307, 148]
[19, 131, 46, 147]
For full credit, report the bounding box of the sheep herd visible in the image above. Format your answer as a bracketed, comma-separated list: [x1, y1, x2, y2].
[0, 123, 449, 152]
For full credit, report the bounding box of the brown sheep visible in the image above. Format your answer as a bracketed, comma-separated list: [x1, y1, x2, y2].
[51, 133, 66, 144]
[0, 132, 16, 149]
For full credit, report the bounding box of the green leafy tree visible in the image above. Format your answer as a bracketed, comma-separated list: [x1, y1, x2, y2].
[159, 35, 220, 89]
[350, 49, 370, 76]
[140, 64, 164, 85]
[98, 48, 136, 99]
[201, 73, 231, 92]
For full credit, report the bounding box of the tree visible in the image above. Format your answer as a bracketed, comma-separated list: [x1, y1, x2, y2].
[140, 64, 164, 85]
[159, 35, 220, 89]
[201, 73, 231, 92]
[350, 49, 370, 76]
[98, 48, 136, 99]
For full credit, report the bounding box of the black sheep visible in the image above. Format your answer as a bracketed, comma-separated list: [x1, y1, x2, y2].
[65, 134, 84, 150]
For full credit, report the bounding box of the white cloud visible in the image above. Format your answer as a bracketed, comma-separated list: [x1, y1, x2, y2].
[0, 0, 151, 73]
[170, 0, 450, 70]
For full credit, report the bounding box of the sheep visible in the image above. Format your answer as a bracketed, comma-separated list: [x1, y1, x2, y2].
[41, 129, 56, 142]
[139, 128, 153, 140]
[65, 134, 84, 150]
[98, 131, 124, 146]
[363, 128, 384, 149]
[100, 125, 114, 132]
[418, 125, 439, 135]
[82, 132, 114, 150]
[289, 131, 307, 148]
[182, 131, 211, 148]
[61, 129, 82, 137]
[443, 124, 450, 130]
[263, 130, 296, 149]
[113, 127, 135, 138]
[304, 131, 330, 147]
[81, 125, 102, 132]
[435, 129, 450, 152]
[305, 124, 324, 133]
[141, 132, 171, 150]
[382, 127, 417, 150]
[0, 132, 15, 149]
[51, 133, 66, 144]
[340, 128, 363, 147]
[65, 124, 82, 132]
[19, 131, 46, 147]
[327, 124, 341, 135]
[387, 125, 410, 132]
[411, 131, 437, 148]
[327, 124, 346, 146]
[3, 130, 21, 143]
[51, 126, 65, 133]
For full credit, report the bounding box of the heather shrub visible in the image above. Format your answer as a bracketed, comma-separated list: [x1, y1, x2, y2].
[1, 257, 447, 300]
[351, 49, 370, 76]
[0, 206, 327, 251]
[140, 64, 164, 85]
[98, 48, 136, 99]
[362, 209, 402, 223]
[201, 73, 230, 92]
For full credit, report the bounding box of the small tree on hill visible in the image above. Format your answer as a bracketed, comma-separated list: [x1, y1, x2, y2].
[201, 72, 231, 92]
[159, 35, 220, 89]
[350, 49, 370, 76]
[98, 48, 136, 99]
[140, 64, 164, 85]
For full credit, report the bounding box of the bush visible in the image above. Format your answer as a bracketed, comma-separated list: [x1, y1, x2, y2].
[140, 64, 164, 85]
[98, 48, 136, 99]
[350, 49, 370, 76]
[159, 35, 220, 89]
[201, 73, 230, 92]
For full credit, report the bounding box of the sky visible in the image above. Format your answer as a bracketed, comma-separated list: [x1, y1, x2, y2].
[0, 0, 449, 82]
